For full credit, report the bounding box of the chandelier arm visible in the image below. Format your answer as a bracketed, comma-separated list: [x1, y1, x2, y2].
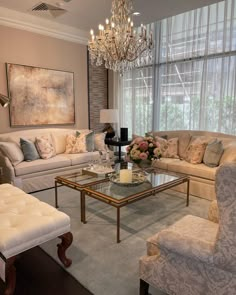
[126, 47, 147, 62]
[114, 38, 121, 60]
[103, 40, 117, 60]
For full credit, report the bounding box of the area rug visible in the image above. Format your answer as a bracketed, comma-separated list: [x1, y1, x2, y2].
[33, 186, 210, 295]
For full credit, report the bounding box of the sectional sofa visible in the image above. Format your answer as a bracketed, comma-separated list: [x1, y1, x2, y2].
[151, 130, 236, 200]
[0, 128, 109, 193]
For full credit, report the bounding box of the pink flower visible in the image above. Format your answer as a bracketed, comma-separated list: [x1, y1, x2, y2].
[139, 152, 148, 160]
[139, 141, 148, 151]
[134, 137, 144, 144]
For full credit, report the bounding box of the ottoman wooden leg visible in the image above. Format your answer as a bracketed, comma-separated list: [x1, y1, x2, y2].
[5, 255, 17, 295]
[57, 232, 73, 267]
[140, 279, 150, 295]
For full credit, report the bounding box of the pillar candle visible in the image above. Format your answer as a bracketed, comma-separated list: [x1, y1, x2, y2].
[120, 169, 132, 183]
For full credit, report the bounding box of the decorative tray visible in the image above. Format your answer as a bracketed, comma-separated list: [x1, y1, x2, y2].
[82, 166, 115, 177]
[109, 172, 146, 187]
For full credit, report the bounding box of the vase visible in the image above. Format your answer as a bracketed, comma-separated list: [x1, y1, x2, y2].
[137, 159, 152, 169]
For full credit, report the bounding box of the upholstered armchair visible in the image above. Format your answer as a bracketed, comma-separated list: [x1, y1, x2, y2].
[139, 163, 236, 295]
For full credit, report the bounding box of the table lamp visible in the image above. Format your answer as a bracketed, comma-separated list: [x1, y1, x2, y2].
[100, 109, 119, 139]
[0, 94, 10, 108]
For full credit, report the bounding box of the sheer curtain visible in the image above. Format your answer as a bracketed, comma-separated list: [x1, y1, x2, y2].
[117, 0, 236, 135]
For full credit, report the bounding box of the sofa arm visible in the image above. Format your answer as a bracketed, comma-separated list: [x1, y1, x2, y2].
[208, 200, 219, 223]
[0, 151, 15, 184]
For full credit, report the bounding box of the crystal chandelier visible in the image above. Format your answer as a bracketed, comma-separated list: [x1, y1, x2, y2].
[88, 0, 153, 73]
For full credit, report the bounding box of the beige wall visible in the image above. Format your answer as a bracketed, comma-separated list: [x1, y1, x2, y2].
[0, 25, 88, 133]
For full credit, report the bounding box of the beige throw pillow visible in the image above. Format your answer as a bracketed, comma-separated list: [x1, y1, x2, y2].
[155, 136, 179, 158]
[0, 142, 24, 166]
[65, 133, 87, 154]
[35, 135, 56, 159]
[185, 137, 208, 164]
[178, 133, 192, 159]
[94, 133, 107, 151]
[51, 133, 67, 154]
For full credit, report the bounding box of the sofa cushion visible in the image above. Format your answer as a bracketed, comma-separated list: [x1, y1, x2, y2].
[14, 155, 71, 176]
[203, 139, 224, 167]
[0, 142, 24, 166]
[86, 131, 95, 152]
[178, 132, 191, 159]
[51, 133, 67, 154]
[20, 138, 40, 161]
[155, 136, 179, 159]
[64, 151, 100, 166]
[35, 134, 56, 159]
[65, 133, 87, 154]
[94, 133, 107, 151]
[185, 137, 208, 164]
[167, 159, 217, 180]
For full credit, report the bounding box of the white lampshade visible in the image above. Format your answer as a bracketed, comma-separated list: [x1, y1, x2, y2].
[100, 109, 119, 123]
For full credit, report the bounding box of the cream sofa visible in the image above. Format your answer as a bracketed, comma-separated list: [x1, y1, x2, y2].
[151, 130, 236, 200]
[0, 128, 109, 193]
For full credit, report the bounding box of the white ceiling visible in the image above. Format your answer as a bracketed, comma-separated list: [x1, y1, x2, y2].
[0, 0, 223, 33]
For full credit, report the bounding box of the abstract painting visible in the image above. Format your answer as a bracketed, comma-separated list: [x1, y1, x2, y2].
[6, 63, 75, 126]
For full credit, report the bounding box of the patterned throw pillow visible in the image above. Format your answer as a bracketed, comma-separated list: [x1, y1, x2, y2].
[185, 137, 208, 164]
[65, 133, 87, 154]
[155, 136, 179, 158]
[35, 135, 56, 159]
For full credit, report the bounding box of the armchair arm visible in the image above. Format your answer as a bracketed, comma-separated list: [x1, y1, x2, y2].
[208, 200, 219, 223]
[157, 230, 216, 264]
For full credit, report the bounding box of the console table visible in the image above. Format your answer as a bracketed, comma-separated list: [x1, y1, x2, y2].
[105, 138, 132, 162]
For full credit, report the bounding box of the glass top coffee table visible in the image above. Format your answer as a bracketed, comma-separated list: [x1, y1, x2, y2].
[55, 167, 190, 243]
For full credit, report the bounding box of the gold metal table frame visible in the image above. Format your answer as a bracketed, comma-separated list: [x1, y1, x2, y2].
[55, 169, 190, 243]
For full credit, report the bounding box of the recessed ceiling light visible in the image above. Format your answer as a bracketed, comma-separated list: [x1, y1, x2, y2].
[133, 12, 141, 16]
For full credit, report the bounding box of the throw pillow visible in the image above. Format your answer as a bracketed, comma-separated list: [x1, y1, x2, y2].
[203, 139, 224, 167]
[94, 132, 107, 151]
[86, 131, 95, 152]
[155, 136, 179, 158]
[51, 133, 67, 154]
[65, 133, 87, 154]
[185, 137, 208, 164]
[178, 133, 192, 159]
[0, 142, 24, 166]
[20, 138, 40, 161]
[35, 135, 56, 159]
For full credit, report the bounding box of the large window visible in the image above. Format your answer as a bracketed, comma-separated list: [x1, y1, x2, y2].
[118, 0, 236, 135]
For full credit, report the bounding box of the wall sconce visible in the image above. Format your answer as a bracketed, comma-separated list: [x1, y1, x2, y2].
[0, 94, 10, 108]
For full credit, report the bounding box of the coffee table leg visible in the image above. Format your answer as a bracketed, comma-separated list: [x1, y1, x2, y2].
[117, 207, 121, 243]
[186, 179, 190, 207]
[81, 191, 87, 224]
[55, 181, 58, 208]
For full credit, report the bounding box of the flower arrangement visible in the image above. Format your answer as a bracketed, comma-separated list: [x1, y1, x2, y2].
[126, 136, 162, 164]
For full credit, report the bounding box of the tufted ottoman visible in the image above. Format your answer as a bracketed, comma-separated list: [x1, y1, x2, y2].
[0, 184, 73, 295]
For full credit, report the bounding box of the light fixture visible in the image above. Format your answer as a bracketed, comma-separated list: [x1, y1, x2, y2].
[88, 0, 153, 73]
[100, 109, 119, 139]
[0, 94, 10, 108]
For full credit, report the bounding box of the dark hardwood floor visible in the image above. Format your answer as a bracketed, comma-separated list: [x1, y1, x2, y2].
[0, 247, 93, 295]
